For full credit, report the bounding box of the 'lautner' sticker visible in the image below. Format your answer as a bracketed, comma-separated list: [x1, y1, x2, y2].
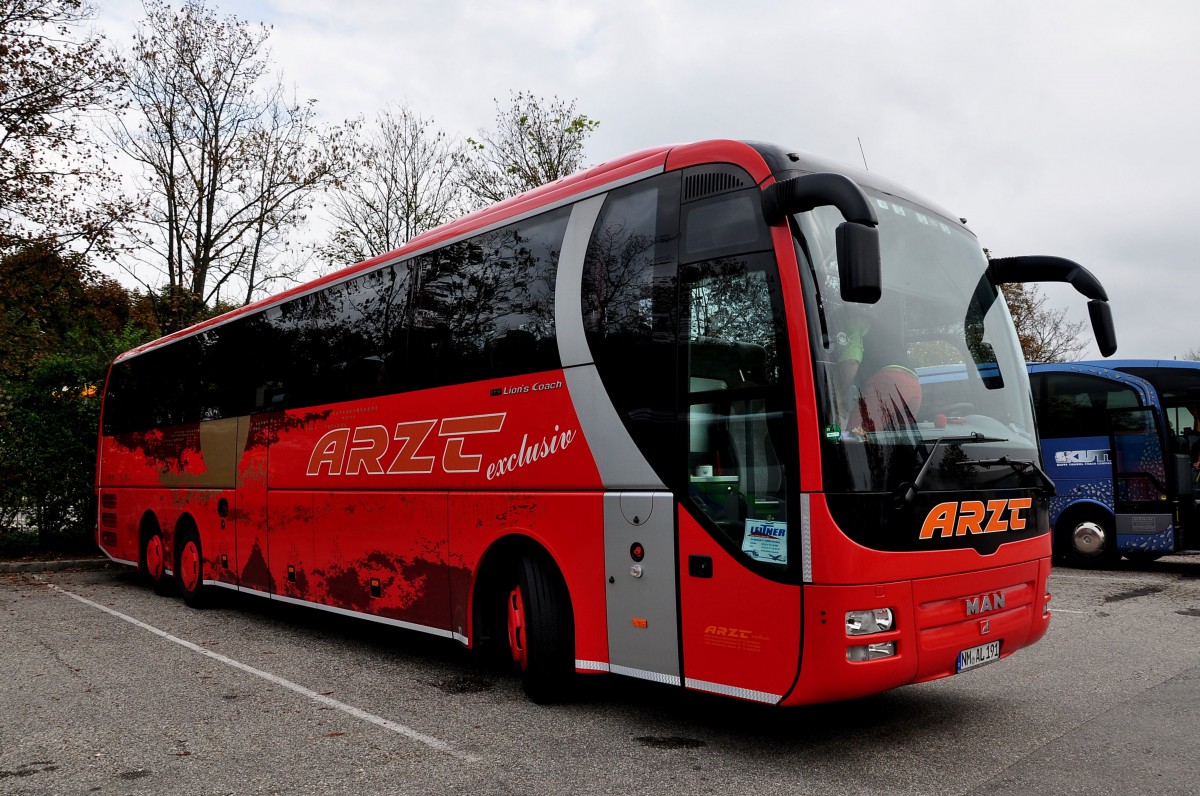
[742, 519, 788, 564]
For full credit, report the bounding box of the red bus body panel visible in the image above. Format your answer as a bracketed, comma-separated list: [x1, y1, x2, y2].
[95, 139, 1054, 707]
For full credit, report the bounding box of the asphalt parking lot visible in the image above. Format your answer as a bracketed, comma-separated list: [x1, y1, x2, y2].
[1, 556, 1197, 795]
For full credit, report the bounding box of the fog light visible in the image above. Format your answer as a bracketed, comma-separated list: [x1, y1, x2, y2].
[846, 608, 894, 636]
[847, 641, 896, 662]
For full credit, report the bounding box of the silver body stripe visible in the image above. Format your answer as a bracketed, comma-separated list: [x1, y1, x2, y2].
[686, 678, 781, 704]
[610, 664, 682, 686]
[117, 165, 666, 363]
[801, 493, 813, 583]
[556, 183, 664, 489]
[564, 367, 665, 489]
[555, 194, 607, 368]
[575, 659, 610, 672]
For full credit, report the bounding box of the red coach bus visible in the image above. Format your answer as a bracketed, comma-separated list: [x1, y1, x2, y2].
[96, 140, 1117, 705]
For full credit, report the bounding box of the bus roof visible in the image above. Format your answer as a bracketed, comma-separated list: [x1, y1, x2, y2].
[113, 138, 973, 364]
[1028, 361, 1159, 408]
[1076, 359, 1200, 404]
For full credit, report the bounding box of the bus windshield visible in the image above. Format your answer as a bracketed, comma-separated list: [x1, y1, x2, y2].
[794, 189, 1039, 495]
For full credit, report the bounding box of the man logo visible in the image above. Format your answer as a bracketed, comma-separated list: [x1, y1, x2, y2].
[966, 592, 1005, 616]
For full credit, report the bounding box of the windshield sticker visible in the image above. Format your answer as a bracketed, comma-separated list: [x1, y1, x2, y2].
[742, 520, 788, 563]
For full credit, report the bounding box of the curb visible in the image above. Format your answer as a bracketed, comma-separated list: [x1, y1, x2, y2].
[0, 558, 114, 574]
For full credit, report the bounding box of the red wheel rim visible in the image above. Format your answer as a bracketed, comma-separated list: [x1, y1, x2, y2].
[145, 535, 164, 581]
[180, 540, 201, 592]
[506, 585, 528, 671]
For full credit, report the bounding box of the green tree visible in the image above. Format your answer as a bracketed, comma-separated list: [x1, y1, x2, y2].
[461, 91, 598, 206]
[0, 243, 155, 553]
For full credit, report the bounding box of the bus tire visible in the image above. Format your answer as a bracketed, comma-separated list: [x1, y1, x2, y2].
[505, 554, 574, 704]
[176, 526, 209, 609]
[1057, 508, 1118, 569]
[139, 524, 170, 595]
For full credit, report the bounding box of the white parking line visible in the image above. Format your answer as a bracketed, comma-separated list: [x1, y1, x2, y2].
[41, 580, 480, 764]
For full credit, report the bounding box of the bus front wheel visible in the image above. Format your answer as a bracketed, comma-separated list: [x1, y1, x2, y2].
[504, 555, 574, 704]
[1057, 510, 1118, 569]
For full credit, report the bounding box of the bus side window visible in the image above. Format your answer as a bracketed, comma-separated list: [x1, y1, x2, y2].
[582, 173, 680, 479]
[410, 209, 569, 390]
[1040, 372, 1139, 439]
[682, 254, 794, 564]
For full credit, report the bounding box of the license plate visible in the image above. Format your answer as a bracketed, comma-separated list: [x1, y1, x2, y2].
[956, 640, 1001, 673]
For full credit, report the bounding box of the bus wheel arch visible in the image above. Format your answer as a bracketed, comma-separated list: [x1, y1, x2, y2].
[174, 514, 209, 608]
[472, 537, 576, 703]
[1055, 503, 1118, 568]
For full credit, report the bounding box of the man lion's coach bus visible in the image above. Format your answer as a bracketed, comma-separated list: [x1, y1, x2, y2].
[1028, 359, 1200, 567]
[96, 140, 1117, 705]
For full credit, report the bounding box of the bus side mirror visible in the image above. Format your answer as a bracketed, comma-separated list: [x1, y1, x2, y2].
[762, 172, 881, 304]
[835, 221, 881, 304]
[1087, 300, 1118, 358]
[988, 255, 1118, 357]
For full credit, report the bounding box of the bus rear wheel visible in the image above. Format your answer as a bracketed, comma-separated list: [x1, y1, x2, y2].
[504, 555, 574, 704]
[176, 529, 209, 609]
[140, 529, 169, 594]
[1057, 510, 1118, 569]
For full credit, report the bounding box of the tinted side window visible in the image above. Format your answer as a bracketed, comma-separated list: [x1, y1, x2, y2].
[683, 253, 796, 567]
[583, 173, 681, 480]
[1039, 372, 1141, 438]
[103, 208, 569, 431]
[105, 337, 204, 434]
[309, 267, 409, 404]
[680, 187, 772, 264]
[409, 207, 569, 390]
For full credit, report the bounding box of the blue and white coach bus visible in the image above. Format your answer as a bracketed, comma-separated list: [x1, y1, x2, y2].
[1026, 360, 1200, 567]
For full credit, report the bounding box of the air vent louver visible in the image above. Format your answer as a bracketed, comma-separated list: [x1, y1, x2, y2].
[683, 171, 747, 202]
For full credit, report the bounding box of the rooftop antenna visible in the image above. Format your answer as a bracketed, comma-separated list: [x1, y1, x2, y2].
[857, 137, 870, 171]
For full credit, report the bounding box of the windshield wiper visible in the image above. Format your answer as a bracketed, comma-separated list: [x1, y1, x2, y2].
[954, 456, 1056, 497]
[898, 433, 1008, 504]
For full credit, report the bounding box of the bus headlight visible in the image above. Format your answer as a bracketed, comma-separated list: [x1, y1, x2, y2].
[846, 608, 894, 636]
[847, 641, 896, 662]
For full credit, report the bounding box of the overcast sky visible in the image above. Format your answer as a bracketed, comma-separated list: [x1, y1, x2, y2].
[93, 0, 1200, 360]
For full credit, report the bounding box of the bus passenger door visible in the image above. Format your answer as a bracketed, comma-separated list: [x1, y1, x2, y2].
[674, 255, 803, 704]
[675, 399, 803, 704]
[1110, 407, 1174, 551]
[604, 492, 680, 685]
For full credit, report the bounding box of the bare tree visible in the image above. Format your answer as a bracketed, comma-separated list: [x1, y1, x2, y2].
[460, 91, 598, 206]
[109, 0, 352, 324]
[0, 0, 127, 257]
[1000, 281, 1088, 363]
[1180, 348, 1200, 361]
[319, 104, 465, 269]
